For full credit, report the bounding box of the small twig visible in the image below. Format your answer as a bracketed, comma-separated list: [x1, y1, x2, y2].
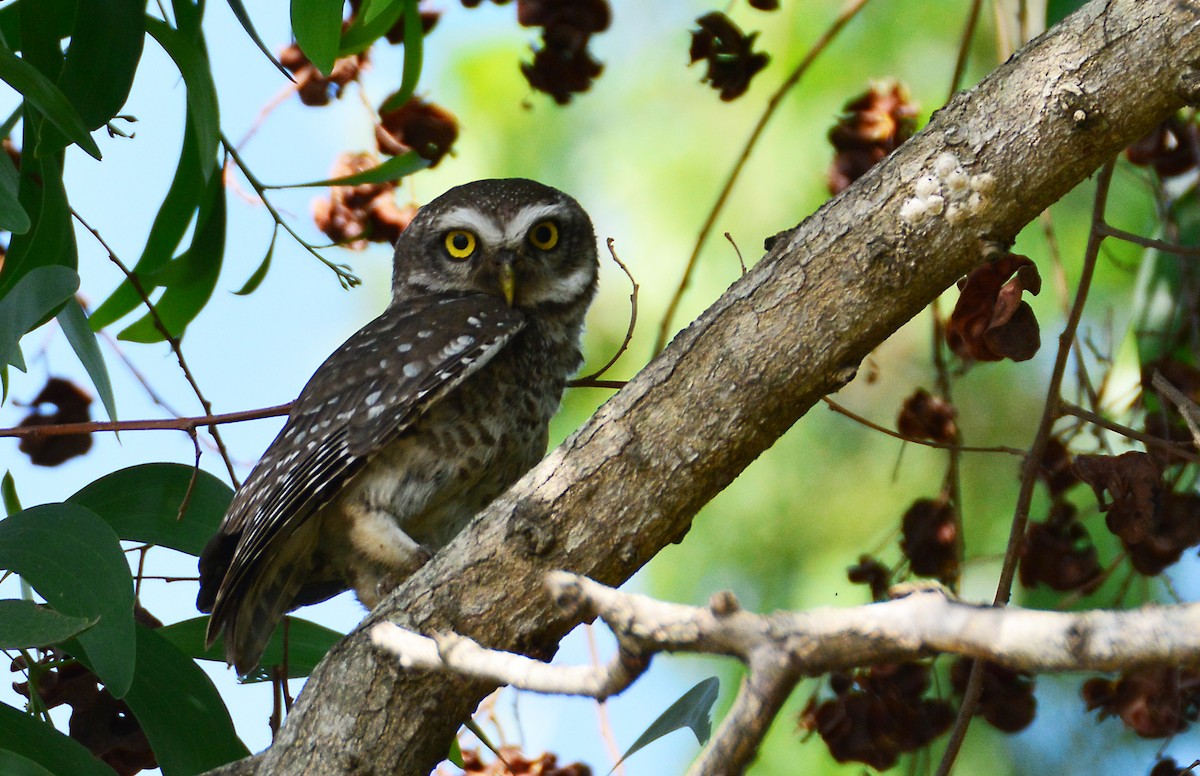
[653, 0, 874, 355]
[134, 545, 149, 599]
[180, 428, 202, 522]
[583, 624, 626, 776]
[1056, 552, 1126, 610]
[575, 239, 638, 384]
[724, 232, 747, 275]
[948, 0, 986, 98]
[98, 329, 186, 416]
[566, 378, 627, 390]
[222, 135, 361, 289]
[130, 575, 200, 583]
[1151, 370, 1200, 449]
[1098, 223, 1200, 257]
[823, 397, 1024, 456]
[270, 665, 285, 738]
[72, 209, 241, 486]
[1058, 402, 1200, 463]
[0, 403, 294, 439]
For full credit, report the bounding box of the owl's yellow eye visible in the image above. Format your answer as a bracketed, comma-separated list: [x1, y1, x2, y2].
[443, 230, 477, 259]
[529, 221, 558, 251]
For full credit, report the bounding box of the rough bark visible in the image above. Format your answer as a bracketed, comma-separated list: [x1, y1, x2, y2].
[210, 1, 1200, 773]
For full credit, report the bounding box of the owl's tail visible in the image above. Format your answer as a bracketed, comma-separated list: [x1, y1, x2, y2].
[200, 519, 321, 676]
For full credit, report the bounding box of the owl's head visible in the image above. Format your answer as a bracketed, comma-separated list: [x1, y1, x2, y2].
[391, 179, 599, 318]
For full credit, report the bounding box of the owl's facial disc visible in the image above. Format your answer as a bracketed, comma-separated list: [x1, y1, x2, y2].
[429, 203, 585, 308]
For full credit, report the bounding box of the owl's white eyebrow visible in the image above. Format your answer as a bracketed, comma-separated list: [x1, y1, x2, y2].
[504, 203, 562, 243]
[437, 207, 503, 245]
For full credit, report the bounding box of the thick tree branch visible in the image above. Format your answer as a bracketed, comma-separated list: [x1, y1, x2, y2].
[210, 2, 1200, 773]
[372, 573, 1200, 775]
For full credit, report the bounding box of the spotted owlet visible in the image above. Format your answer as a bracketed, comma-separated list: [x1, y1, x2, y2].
[196, 179, 599, 674]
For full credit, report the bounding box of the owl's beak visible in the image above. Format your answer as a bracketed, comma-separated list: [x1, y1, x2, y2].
[496, 253, 517, 306]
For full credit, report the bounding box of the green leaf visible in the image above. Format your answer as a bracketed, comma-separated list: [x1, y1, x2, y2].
[68, 625, 250, 774]
[269, 149, 429, 188]
[1, 471, 19, 515]
[0, 504, 135, 696]
[67, 463, 233, 557]
[0, 265, 79, 370]
[0, 749, 57, 776]
[118, 165, 226, 342]
[0, 139, 30, 234]
[234, 227, 277, 295]
[291, 0, 345, 77]
[0, 599, 96, 649]
[144, 15, 220, 184]
[0, 42, 101, 159]
[0, 148, 76, 302]
[89, 122, 204, 330]
[339, 0, 404, 56]
[379, 0, 422, 113]
[37, 0, 144, 156]
[0, 704, 115, 776]
[160, 615, 345, 680]
[224, 0, 293, 81]
[171, 0, 204, 38]
[614, 677, 719, 770]
[1046, 0, 1088, 27]
[56, 298, 118, 423]
[0, 0, 78, 52]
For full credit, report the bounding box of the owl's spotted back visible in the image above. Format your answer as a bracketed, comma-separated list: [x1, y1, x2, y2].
[197, 179, 598, 673]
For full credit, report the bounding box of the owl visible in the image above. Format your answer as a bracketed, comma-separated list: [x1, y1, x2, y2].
[196, 179, 599, 674]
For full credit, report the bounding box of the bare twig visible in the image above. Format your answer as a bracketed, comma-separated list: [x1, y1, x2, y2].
[1059, 402, 1200, 463]
[575, 239, 639, 384]
[823, 397, 1024, 456]
[724, 232, 747, 275]
[949, 0, 986, 98]
[0, 403, 293, 439]
[221, 136, 361, 289]
[1099, 223, 1200, 257]
[1151, 370, 1200, 449]
[72, 209, 241, 486]
[653, 0, 874, 355]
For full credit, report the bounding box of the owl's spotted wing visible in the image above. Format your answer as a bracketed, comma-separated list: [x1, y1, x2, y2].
[199, 293, 524, 666]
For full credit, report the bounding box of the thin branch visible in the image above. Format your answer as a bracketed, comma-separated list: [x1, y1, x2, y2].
[948, 0, 986, 98]
[0, 403, 293, 439]
[1150, 371, 1200, 450]
[1099, 223, 1200, 257]
[1058, 402, 1200, 463]
[72, 209, 241, 485]
[565, 378, 627, 390]
[575, 239, 639, 384]
[652, 0, 874, 355]
[823, 397, 1024, 456]
[221, 135, 361, 289]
